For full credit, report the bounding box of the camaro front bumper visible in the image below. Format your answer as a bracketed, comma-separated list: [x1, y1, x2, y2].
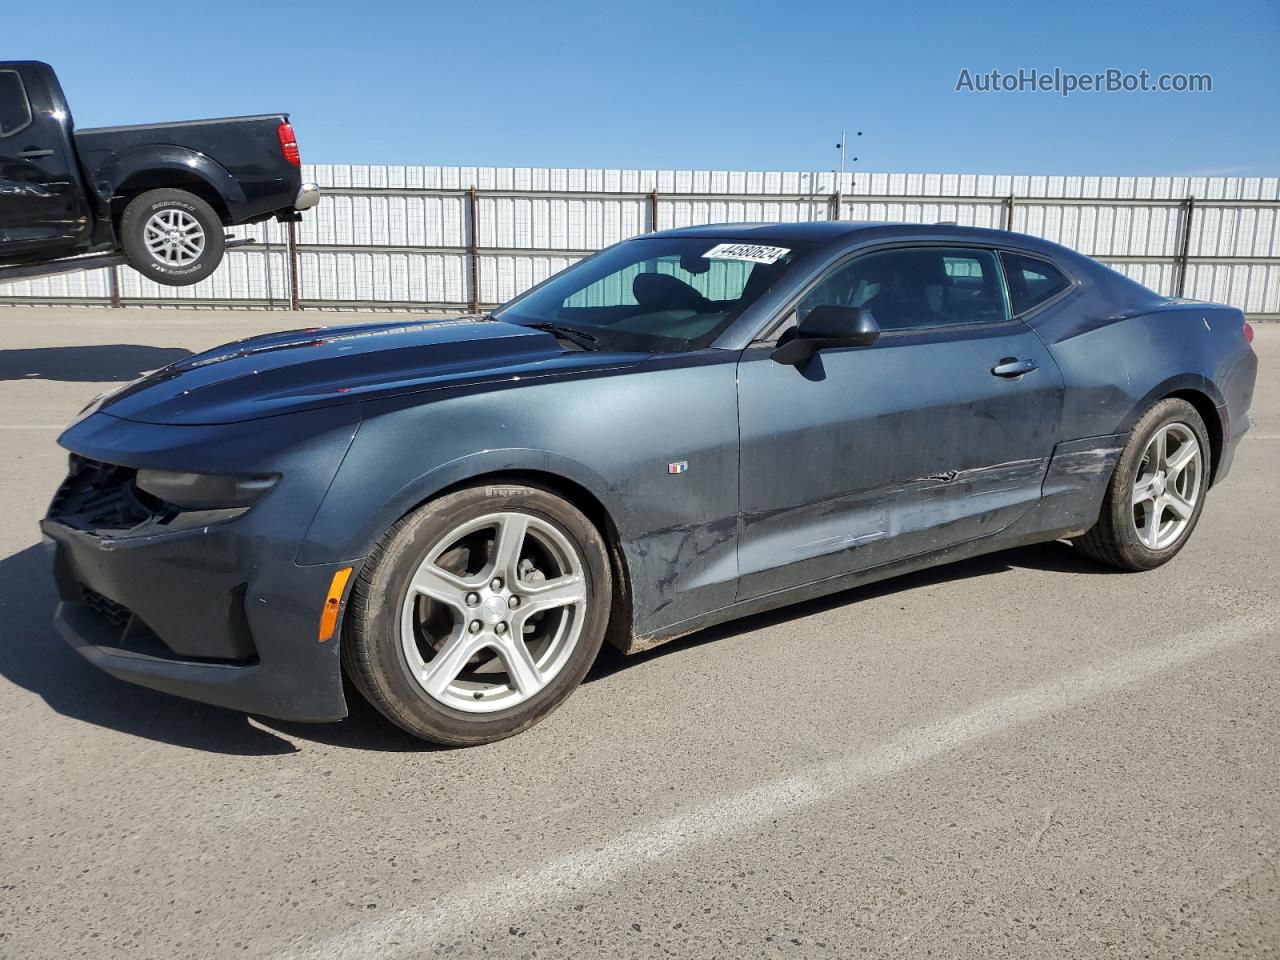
[43, 519, 354, 722]
[44, 409, 363, 722]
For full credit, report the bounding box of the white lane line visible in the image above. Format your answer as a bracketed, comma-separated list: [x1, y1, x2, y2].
[286, 614, 1274, 960]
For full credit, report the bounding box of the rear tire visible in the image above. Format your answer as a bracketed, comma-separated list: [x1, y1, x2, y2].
[120, 188, 225, 286]
[342, 483, 612, 746]
[1074, 398, 1211, 571]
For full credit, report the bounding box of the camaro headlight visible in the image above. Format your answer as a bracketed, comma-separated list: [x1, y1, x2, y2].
[134, 470, 279, 510]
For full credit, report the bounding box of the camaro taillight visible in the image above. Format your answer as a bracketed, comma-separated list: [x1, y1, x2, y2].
[1244, 320, 1254, 345]
[277, 122, 301, 167]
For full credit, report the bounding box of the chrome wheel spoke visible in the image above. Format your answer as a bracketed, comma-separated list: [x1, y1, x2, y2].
[409, 564, 474, 615]
[1165, 441, 1198, 478]
[1144, 426, 1166, 471]
[488, 513, 529, 582]
[1141, 499, 1163, 548]
[1165, 491, 1194, 520]
[494, 636, 542, 696]
[420, 631, 492, 700]
[521, 574, 586, 614]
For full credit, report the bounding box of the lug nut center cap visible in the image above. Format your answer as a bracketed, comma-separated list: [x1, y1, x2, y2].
[479, 595, 507, 626]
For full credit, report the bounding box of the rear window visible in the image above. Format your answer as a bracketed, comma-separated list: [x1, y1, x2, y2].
[0, 70, 32, 138]
[1001, 251, 1072, 315]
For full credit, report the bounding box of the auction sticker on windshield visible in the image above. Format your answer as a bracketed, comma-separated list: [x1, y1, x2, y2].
[703, 243, 791, 264]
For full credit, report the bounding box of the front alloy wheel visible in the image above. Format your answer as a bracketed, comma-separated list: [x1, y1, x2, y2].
[343, 483, 612, 746]
[400, 512, 588, 713]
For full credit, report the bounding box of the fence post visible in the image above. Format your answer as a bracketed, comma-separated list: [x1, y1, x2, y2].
[287, 221, 302, 311]
[831, 189, 842, 221]
[1005, 194, 1016, 231]
[649, 190, 660, 233]
[468, 186, 481, 313]
[108, 266, 122, 308]
[1175, 195, 1196, 298]
[263, 223, 275, 309]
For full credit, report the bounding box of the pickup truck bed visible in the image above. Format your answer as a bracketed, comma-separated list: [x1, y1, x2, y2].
[0, 61, 318, 286]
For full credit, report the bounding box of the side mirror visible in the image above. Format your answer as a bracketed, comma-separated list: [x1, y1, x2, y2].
[770, 305, 880, 365]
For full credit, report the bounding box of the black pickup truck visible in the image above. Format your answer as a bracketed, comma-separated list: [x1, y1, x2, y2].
[0, 61, 318, 285]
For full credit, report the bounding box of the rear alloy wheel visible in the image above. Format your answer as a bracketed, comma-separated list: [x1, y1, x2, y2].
[343, 483, 611, 745]
[1129, 421, 1205, 551]
[120, 188, 226, 286]
[1074, 398, 1211, 571]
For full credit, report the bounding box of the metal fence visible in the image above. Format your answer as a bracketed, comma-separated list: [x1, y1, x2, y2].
[3, 166, 1278, 318]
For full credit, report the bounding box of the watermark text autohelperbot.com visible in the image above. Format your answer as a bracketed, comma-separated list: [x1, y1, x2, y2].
[956, 68, 1212, 97]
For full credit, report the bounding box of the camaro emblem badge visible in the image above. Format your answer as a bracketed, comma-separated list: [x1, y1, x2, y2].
[668, 461, 689, 475]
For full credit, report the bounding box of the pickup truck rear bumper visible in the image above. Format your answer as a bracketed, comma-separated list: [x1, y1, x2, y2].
[295, 182, 321, 211]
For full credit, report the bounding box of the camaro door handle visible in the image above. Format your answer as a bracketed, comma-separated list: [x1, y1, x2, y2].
[991, 357, 1038, 378]
[18, 148, 55, 158]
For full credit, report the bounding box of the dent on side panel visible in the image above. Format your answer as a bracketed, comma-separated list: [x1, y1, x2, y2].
[301, 356, 744, 641]
[1031, 434, 1125, 535]
[738, 456, 1049, 585]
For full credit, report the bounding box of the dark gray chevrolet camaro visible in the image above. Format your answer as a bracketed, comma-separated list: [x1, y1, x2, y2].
[44, 222, 1258, 745]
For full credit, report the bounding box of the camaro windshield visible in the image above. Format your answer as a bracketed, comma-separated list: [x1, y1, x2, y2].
[493, 237, 810, 351]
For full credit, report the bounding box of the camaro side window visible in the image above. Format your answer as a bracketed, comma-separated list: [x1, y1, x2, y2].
[1000, 251, 1072, 315]
[798, 247, 1010, 331]
[0, 70, 33, 137]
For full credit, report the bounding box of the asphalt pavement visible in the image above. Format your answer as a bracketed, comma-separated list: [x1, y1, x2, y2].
[0, 306, 1276, 959]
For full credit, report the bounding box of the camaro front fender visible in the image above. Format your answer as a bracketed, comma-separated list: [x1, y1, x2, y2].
[297, 445, 621, 567]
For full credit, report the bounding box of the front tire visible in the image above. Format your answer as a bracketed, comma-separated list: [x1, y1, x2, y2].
[342, 483, 612, 746]
[1074, 398, 1211, 571]
[120, 188, 225, 286]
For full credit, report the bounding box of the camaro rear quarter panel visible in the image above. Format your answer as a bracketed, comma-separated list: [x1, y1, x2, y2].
[1029, 276, 1256, 481]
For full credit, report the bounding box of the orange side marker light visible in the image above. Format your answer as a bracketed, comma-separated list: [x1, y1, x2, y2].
[318, 566, 353, 643]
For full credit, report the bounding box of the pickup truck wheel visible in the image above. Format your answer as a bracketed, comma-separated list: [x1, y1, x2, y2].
[120, 188, 225, 286]
[342, 483, 612, 746]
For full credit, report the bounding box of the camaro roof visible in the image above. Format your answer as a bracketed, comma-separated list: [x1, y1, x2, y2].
[643, 220, 1071, 257]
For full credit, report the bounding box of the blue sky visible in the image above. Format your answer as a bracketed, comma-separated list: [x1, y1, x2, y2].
[12, 0, 1278, 177]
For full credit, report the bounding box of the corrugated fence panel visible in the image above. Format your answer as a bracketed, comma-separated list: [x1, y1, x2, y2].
[481, 254, 582, 305]
[299, 251, 468, 306]
[3, 166, 1278, 315]
[1103, 262, 1179, 298]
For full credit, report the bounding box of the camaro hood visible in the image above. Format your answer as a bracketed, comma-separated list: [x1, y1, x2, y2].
[89, 317, 648, 425]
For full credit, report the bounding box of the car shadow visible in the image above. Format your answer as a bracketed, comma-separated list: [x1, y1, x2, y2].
[583, 539, 1120, 683]
[0, 345, 192, 382]
[0, 543, 298, 756]
[0, 538, 1116, 755]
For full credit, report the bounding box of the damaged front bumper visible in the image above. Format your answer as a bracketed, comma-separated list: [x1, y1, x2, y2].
[43, 520, 353, 722]
[43, 409, 362, 722]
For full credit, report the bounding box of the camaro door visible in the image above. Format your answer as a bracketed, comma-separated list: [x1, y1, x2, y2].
[735, 245, 1065, 601]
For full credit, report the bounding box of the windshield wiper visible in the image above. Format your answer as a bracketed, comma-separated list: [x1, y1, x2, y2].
[525, 322, 600, 351]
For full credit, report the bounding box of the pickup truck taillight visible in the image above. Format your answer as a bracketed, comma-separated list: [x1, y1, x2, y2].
[277, 122, 300, 167]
